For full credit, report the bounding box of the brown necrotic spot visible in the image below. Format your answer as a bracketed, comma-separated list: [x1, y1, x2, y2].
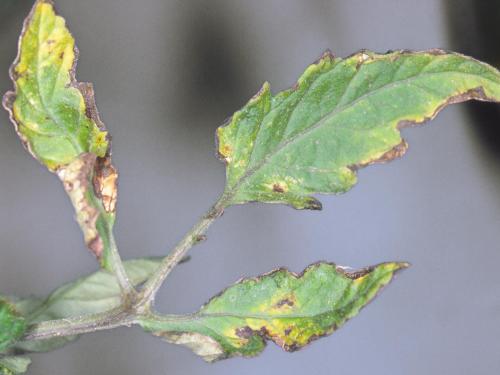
[275, 298, 295, 308]
[235, 326, 254, 339]
[335, 265, 373, 280]
[272, 183, 286, 193]
[57, 153, 104, 259]
[348, 139, 408, 171]
[93, 157, 118, 214]
[305, 198, 322, 210]
[195, 234, 207, 243]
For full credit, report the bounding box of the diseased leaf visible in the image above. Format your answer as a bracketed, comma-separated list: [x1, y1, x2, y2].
[0, 300, 26, 353]
[10, 258, 161, 353]
[217, 50, 500, 209]
[3, 0, 108, 168]
[140, 261, 407, 362]
[2, 0, 118, 267]
[56, 153, 114, 258]
[0, 356, 31, 375]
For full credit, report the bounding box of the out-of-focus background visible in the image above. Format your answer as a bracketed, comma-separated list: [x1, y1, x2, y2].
[1, 0, 500, 374]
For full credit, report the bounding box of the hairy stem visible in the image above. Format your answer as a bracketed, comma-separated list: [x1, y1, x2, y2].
[137, 195, 229, 308]
[23, 308, 188, 342]
[23, 307, 132, 341]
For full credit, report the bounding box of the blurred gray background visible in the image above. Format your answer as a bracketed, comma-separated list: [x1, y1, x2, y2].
[1, 0, 500, 374]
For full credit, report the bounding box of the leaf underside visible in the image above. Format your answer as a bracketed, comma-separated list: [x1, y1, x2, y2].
[7, 258, 162, 353]
[140, 262, 407, 362]
[217, 49, 500, 209]
[2, 0, 118, 267]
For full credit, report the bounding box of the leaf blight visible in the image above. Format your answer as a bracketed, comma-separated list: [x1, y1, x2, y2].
[140, 261, 409, 362]
[216, 49, 500, 210]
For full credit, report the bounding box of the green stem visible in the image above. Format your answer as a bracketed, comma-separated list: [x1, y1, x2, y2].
[105, 227, 136, 299]
[23, 194, 231, 343]
[89, 186, 136, 299]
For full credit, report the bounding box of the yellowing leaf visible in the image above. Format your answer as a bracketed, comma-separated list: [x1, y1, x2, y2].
[3, 0, 108, 169]
[140, 261, 407, 361]
[217, 50, 500, 209]
[2, 0, 118, 267]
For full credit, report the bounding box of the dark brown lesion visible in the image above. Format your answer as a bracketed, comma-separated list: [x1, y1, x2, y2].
[235, 326, 254, 339]
[275, 298, 295, 308]
[304, 197, 322, 210]
[194, 234, 207, 243]
[92, 157, 118, 213]
[335, 265, 374, 280]
[58, 153, 104, 259]
[272, 183, 285, 193]
[348, 139, 408, 171]
[76, 82, 119, 214]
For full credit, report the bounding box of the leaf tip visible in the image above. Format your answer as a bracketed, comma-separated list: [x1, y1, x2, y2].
[396, 261, 411, 269]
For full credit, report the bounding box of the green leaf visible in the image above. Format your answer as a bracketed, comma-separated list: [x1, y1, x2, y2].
[2, 0, 118, 267]
[217, 50, 500, 209]
[0, 301, 26, 353]
[3, 0, 108, 168]
[11, 258, 161, 353]
[0, 356, 31, 375]
[140, 261, 407, 362]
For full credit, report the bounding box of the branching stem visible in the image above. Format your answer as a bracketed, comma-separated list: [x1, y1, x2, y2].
[22, 194, 230, 344]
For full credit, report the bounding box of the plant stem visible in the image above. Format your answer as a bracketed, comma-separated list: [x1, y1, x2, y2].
[23, 307, 132, 341]
[87, 181, 136, 298]
[23, 309, 188, 342]
[23, 194, 230, 343]
[105, 228, 136, 299]
[137, 195, 228, 308]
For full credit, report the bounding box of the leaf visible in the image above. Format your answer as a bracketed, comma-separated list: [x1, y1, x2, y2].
[0, 300, 26, 353]
[0, 356, 31, 375]
[3, 0, 108, 168]
[217, 50, 500, 209]
[2, 0, 118, 267]
[10, 257, 161, 353]
[140, 261, 407, 362]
